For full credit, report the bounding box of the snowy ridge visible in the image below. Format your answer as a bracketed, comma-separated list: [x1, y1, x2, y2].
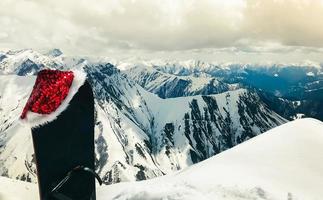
[124, 65, 231, 98]
[120, 59, 323, 76]
[99, 118, 323, 200]
[0, 49, 63, 75]
[0, 49, 88, 76]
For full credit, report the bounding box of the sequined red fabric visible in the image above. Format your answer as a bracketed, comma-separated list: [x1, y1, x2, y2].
[20, 70, 74, 119]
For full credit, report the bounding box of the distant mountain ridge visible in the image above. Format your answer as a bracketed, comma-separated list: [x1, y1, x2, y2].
[124, 65, 233, 98]
[119, 60, 323, 120]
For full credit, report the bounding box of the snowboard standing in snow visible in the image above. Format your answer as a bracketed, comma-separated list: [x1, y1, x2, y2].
[20, 69, 101, 200]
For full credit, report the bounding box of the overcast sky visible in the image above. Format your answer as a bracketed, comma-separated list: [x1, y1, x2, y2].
[1, 0, 323, 62]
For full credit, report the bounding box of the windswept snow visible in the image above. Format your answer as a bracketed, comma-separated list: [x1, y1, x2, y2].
[98, 118, 323, 200]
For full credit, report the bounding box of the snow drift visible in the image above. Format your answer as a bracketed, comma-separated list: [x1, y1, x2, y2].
[1, 118, 322, 200]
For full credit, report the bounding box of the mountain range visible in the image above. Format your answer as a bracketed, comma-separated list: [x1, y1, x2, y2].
[1, 49, 322, 185]
[120, 59, 323, 121]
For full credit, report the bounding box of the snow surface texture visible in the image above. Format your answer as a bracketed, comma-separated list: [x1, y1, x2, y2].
[0, 176, 37, 200]
[1, 118, 322, 200]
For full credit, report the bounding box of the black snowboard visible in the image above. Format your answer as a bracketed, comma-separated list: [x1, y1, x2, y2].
[31, 81, 97, 200]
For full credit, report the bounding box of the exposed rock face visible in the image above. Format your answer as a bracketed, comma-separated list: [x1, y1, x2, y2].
[46, 49, 63, 57]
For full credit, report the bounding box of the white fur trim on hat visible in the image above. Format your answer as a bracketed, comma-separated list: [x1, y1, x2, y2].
[20, 69, 87, 128]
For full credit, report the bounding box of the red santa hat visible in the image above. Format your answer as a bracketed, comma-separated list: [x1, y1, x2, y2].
[20, 69, 86, 128]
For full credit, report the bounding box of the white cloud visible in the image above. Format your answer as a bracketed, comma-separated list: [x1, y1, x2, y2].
[0, 0, 323, 62]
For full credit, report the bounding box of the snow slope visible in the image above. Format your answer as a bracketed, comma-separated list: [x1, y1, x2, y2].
[1, 118, 322, 200]
[0, 76, 37, 182]
[99, 118, 323, 200]
[0, 176, 37, 200]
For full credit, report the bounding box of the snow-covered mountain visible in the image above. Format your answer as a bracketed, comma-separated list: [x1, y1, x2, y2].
[1, 118, 323, 200]
[0, 49, 63, 75]
[123, 65, 233, 98]
[118, 59, 323, 120]
[119, 59, 323, 100]
[0, 76, 36, 182]
[85, 64, 286, 182]
[0, 48, 86, 75]
[0, 49, 286, 185]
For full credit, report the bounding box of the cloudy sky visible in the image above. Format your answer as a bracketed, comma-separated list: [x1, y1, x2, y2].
[1, 0, 323, 62]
